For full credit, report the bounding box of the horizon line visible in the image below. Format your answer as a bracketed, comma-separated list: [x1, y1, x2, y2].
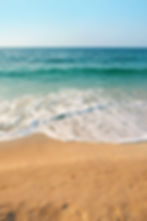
[0, 45, 147, 49]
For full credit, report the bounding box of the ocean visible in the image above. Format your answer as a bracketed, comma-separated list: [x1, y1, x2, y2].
[0, 48, 147, 143]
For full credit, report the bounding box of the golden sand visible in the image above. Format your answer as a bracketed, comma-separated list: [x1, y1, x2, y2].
[0, 134, 147, 221]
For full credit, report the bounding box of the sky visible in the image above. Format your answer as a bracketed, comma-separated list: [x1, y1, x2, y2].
[0, 0, 147, 47]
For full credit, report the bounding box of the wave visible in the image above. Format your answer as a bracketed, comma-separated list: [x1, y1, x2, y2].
[0, 89, 147, 143]
[0, 67, 147, 78]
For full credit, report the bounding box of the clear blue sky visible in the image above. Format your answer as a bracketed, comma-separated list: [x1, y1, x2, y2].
[0, 0, 147, 47]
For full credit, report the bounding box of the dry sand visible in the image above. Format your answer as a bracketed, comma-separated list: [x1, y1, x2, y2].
[0, 134, 147, 221]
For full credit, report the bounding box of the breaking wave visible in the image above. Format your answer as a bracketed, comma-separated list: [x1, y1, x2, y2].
[0, 89, 147, 143]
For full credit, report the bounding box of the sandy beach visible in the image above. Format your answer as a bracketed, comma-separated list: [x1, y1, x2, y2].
[0, 135, 146, 221]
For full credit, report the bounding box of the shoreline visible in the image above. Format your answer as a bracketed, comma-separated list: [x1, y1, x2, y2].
[0, 132, 147, 146]
[0, 134, 147, 220]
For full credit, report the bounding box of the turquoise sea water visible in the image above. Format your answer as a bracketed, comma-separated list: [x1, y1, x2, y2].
[0, 48, 147, 142]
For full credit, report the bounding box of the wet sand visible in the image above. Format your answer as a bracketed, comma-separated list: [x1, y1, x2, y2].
[0, 134, 147, 221]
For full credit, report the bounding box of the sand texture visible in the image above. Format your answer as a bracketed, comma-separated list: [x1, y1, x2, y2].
[0, 134, 147, 221]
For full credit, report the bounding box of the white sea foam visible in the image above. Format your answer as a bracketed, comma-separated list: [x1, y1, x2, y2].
[0, 89, 147, 143]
